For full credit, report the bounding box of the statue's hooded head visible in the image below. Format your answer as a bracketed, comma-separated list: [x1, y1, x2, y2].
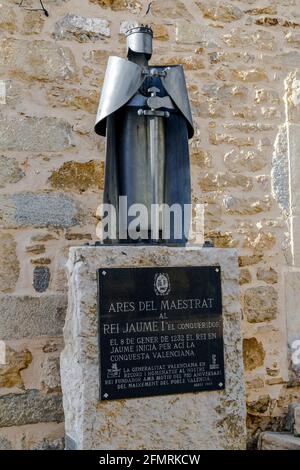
[126, 26, 153, 64]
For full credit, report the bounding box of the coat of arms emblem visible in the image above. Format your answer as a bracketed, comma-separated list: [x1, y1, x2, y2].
[154, 273, 170, 296]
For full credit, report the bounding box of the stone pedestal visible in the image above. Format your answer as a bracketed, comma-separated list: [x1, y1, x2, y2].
[61, 246, 246, 450]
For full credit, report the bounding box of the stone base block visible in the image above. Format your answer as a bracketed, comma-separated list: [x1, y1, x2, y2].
[259, 432, 300, 450]
[61, 246, 246, 450]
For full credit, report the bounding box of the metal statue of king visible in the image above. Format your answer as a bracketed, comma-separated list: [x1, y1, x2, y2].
[95, 25, 194, 244]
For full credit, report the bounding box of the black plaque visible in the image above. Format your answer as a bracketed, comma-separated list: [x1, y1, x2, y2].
[98, 266, 225, 400]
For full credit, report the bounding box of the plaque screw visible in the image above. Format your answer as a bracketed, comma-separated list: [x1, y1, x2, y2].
[215, 268, 219, 272]
[103, 393, 109, 398]
[219, 382, 223, 387]
[102, 271, 107, 276]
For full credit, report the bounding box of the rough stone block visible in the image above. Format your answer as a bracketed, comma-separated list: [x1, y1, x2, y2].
[0, 390, 64, 427]
[283, 403, 299, 432]
[259, 432, 300, 450]
[271, 124, 289, 213]
[119, 20, 138, 34]
[0, 347, 32, 389]
[46, 87, 99, 113]
[224, 149, 268, 173]
[61, 246, 246, 450]
[245, 6, 276, 16]
[223, 195, 271, 215]
[231, 68, 268, 82]
[257, 267, 278, 284]
[197, 2, 243, 22]
[54, 14, 110, 41]
[40, 356, 61, 393]
[286, 73, 300, 124]
[89, 0, 140, 12]
[22, 11, 44, 35]
[284, 270, 300, 378]
[176, 21, 217, 46]
[0, 294, 67, 340]
[278, 51, 300, 67]
[243, 337, 265, 371]
[247, 394, 270, 414]
[33, 437, 64, 450]
[0, 3, 16, 32]
[239, 268, 251, 285]
[243, 232, 276, 252]
[199, 172, 252, 192]
[294, 406, 300, 436]
[0, 39, 76, 81]
[0, 156, 24, 188]
[0, 421, 64, 450]
[289, 124, 300, 216]
[210, 132, 254, 147]
[0, 192, 82, 229]
[202, 83, 248, 102]
[151, 0, 192, 20]
[33, 266, 50, 293]
[222, 28, 276, 51]
[0, 436, 12, 449]
[285, 31, 300, 48]
[0, 116, 73, 152]
[48, 160, 104, 192]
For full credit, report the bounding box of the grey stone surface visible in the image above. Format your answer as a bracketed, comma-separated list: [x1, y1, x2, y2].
[259, 432, 300, 450]
[0, 390, 64, 427]
[0, 3, 16, 31]
[197, 1, 243, 23]
[0, 116, 73, 152]
[33, 266, 50, 293]
[0, 192, 82, 228]
[279, 51, 300, 67]
[0, 436, 12, 449]
[294, 405, 300, 436]
[54, 14, 110, 42]
[0, 294, 67, 340]
[271, 124, 289, 213]
[0, 80, 21, 106]
[33, 437, 64, 450]
[0, 156, 24, 188]
[202, 83, 248, 102]
[0, 38, 76, 81]
[61, 246, 246, 450]
[284, 270, 300, 380]
[283, 403, 298, 432]
[41, 356, 61, 392]
[289, 124, 300, 217]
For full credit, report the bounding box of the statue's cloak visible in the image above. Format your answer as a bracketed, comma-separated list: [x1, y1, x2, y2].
[95, 57, 194, 243]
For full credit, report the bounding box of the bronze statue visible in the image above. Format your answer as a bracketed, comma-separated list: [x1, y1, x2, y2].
[95, 26, 194, 244]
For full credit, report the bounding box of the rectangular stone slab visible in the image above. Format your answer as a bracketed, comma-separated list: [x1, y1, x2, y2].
[61, 245, 246, 450]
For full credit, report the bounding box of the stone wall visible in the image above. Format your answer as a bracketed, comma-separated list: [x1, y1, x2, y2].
[0, 0, 300, 449]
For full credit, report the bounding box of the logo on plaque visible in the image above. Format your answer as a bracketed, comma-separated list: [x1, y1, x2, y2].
[107, 363, 121, 378]
[154, 273, 170, 296]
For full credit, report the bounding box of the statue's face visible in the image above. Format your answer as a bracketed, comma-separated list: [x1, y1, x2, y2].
[126, 28, 153, 59]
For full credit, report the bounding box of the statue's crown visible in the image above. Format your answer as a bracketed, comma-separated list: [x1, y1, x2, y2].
[126, 25, 153, 58]
[125, 25, 153, 37]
